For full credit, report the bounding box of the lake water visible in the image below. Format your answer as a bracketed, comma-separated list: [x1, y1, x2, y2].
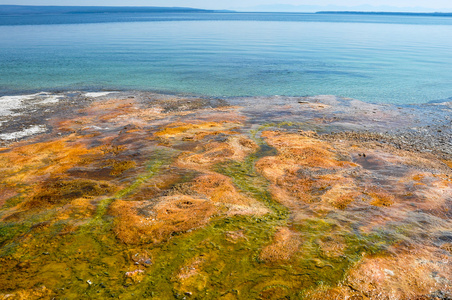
[1, 12, 452, 104]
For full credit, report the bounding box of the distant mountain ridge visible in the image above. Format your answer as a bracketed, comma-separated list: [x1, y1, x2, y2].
[235, 4, 448, 13]
[0, 5, 213, 15]
[317, 11, 452, 16]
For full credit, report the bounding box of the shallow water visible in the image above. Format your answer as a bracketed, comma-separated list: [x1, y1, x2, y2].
[1, 12, 452, 104]
[0, 92, 450, 299]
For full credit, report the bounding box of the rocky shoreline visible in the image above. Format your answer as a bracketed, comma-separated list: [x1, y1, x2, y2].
[2, 91, 450, 159]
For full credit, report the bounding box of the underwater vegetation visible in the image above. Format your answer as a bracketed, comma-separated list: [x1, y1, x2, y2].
[0, 93, 451, 299]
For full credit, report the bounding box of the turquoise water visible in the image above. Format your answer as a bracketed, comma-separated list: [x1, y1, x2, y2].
[1, 12, 452, 104]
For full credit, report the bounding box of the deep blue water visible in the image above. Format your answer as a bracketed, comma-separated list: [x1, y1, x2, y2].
[1, 12, 452, 104]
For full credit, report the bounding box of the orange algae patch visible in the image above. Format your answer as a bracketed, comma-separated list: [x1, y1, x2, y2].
[97, 102, 136, 122]
[110, 195, 217, 244]
[155, 121, 229, 137]
[191, 174, 247, 204]
[154, 121, 243, 144]
[55, 198, 96, 221]
[325, 187, 361, 210]
[256, 130, 451, 215]
[260, 130, 356, 169]
[441, 243, 452, 254]
[259, 227, 301, 262]
[392, 171, 452, 214]
[155, 121, 257, 170]
[366, 189, 395, 207]
[412, 173, 427, 182]
[347, 247, 452, 299]
[103, 159, 136, 176]
[177, 135, 258, 169]
[0, 137, 102, 184]
[303, 287, 351, 300]
[256, 131, 359, 209]
[443, 160, 452, 169]
[191, 174, 269, 216]
[270, 168, 355, 206]
[56, 116, 95, 133]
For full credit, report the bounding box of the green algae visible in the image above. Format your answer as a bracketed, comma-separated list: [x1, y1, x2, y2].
[42, 151, 176, 297]
[104, 138, 294, 298]
[0, 199, 134, 297]
[215, 157, 287, 218]
[215, 130, 287, 218]
[92, 149, 172, 223]
[130, 215, 281, 299]
[0, 153, 386, 300]
[205, 134, 398, 297]
[0, 205, 69, 258]
[0, 223, 27, 248]
[0, 149, 176, 297]
[0, 124, 409, 299]
[3, 194, 25, 209]
[282, 217, 399, 296]
[135, 215, 395, 299]
[1, 225, 129, 298]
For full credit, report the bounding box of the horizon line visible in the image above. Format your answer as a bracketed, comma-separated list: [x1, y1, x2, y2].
[0, 5, 451, 14]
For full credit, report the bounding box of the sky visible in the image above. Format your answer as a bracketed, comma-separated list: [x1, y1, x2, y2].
[0, 0, 451, 12]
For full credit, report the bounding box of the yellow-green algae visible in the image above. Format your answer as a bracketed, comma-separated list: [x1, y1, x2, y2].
[93, 151, 170, 222]
[0, 153, 169, 298]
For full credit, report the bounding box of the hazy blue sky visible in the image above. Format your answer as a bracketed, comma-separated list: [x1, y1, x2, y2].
[1, 0, 451, 11]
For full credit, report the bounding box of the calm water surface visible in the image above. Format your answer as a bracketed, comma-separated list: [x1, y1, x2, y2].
[1, 12, 452, 104]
